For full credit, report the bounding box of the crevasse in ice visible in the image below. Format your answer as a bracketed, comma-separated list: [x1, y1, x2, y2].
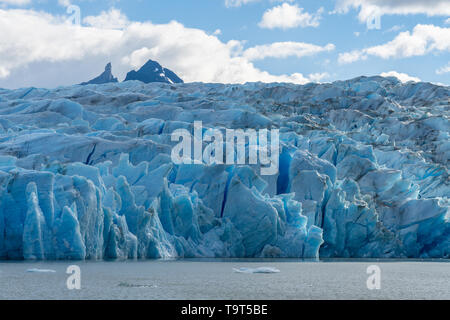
[0, 76, 448, 260]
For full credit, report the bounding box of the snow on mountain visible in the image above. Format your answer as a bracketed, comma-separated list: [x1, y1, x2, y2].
[124, 59, 183, 84]
[80, 63, 119, 86]
[0, 76, 448, 260]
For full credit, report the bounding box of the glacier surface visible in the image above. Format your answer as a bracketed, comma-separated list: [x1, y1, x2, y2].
[0, 76, 448, 260]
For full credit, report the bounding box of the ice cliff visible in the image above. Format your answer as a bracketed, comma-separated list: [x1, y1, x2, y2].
[0, 76, 448, 260]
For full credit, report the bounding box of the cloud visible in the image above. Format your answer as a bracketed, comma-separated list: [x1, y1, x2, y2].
[224, 0, 293, 8]
[0, 9, 122, 73]
[338, 24, 450, 64]
[334, 0, 450, 22]
[224, 0, 259, 8]
[0, 66, 10, 78]
[380, 71, 420, 82]
[0, 0, 30, 5]
[0, 8, 333, 88]
[384, 24, 404, 33]
[436, 62, 450, 74]
[338, 50, 367, 64]
[259, 3, 323, 29]
[307, 72, 330, 82]
[57, 0, 71, 6]
[445, 18, 450, 25]
[83, 8, 129, 29]
[242, 42, 335, 61]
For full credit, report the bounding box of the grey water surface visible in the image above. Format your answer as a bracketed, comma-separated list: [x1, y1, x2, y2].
[0, 259, 448, 300]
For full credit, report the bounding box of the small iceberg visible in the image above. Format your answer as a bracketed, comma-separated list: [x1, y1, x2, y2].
[26, 268, 56, 273]
[233, 267, 280, 274]
[118, 282, 158, 288]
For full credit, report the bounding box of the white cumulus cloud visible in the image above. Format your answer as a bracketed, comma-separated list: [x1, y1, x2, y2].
[259, 3, 323, 29]
[243, 42, 335, 61]
[0, 8, 333, 88]
[0, 0, 30, 5]
[338, 50, 367, 64]
[380, 71, 421, 83]
[224, 0, 259, 8]
[338, 24, 450, 64]
[225, 0, 293, 8]
[436, 62, 450, 75]
[334, 0, 450, 22]
[83, 8, 129, 29]
[307, 72, 330, 83]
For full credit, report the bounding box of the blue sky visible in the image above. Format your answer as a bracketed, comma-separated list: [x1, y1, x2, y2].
[0, 0, 449, 88]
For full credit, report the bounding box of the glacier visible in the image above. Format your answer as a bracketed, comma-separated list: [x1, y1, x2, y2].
[0, 76, 448, 260]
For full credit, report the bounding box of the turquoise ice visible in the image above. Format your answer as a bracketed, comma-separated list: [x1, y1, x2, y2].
[0, 76, 448, 260]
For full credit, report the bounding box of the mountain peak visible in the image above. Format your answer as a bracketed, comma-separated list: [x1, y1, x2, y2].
[105, 62, 112, 73]
[80, 62, 118, 85]
[124, 59, 183, 84]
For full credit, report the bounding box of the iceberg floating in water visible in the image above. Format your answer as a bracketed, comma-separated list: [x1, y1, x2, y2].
[233, 267, 280, 274]
[0, 76, 448, 260]
[26, 268, 56, 273]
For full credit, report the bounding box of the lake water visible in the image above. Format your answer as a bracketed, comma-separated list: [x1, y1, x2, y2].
[0, 259, 448, 300]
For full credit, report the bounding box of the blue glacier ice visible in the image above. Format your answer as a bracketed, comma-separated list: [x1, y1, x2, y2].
[0, 76, 448, 260]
